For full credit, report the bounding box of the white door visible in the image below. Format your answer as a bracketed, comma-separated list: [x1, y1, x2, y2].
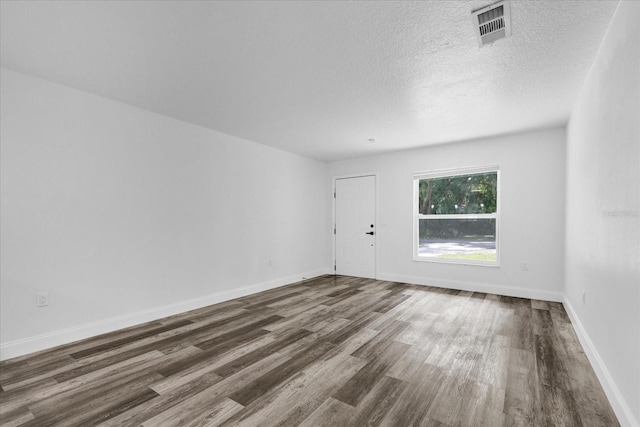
[335, 175, 376, 278]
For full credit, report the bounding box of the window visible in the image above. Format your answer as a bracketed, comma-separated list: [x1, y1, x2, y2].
[413, 166, 499, 265]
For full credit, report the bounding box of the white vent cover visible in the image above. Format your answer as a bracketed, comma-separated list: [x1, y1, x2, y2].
[471, 1, 512, 47]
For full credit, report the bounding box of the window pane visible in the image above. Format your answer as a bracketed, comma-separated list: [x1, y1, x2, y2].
[418, 218, 496, 261]
[417, 172, 497, 215]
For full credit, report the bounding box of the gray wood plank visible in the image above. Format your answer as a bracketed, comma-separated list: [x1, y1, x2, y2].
[0, 275, 619, 426]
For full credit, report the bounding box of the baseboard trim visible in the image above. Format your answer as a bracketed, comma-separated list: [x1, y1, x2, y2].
[377, 273, 563, 302]
[562, 297, 637, 427]
[0, 268, 332, 361]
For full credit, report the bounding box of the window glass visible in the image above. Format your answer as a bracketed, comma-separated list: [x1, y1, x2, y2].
[414, 168, 499, 265]
[418, 218, 497, 262]
[417, 172, 497, 215]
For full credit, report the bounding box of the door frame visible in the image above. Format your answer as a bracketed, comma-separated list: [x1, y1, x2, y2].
[332, 173, 379, 279]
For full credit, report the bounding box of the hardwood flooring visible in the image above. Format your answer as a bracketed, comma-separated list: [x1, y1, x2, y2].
[0, 275, 619, 426]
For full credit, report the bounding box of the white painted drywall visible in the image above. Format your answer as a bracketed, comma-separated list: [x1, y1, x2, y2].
[565, 1, 640, 425]
[328, 127, 566, 301]
[0, 68, 331, 358]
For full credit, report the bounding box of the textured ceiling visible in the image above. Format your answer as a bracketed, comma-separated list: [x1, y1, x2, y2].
[0, 1, 619, 162]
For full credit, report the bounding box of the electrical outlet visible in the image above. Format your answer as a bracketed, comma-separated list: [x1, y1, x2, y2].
[521, 262, 529, 271]
[36, 292, 49, 307]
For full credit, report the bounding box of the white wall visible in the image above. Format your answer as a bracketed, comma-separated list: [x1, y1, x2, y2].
[0, 68, 331, 359]
[328, 127, 566, 301]
[565, 1, 640, 425]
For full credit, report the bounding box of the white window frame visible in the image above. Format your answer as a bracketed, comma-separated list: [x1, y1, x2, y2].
[413, 165, 500, 267]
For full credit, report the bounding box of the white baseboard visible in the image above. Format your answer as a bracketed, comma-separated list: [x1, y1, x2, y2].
[0, 268, 332, 361]
[377, 272, 563, 302]
[562, 297, 637, 427]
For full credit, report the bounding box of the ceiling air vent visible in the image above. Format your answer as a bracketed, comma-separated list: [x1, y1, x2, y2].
[471, 1, 512, 47]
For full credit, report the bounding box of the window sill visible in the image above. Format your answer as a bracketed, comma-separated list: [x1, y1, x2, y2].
[413, 256, 500, 268]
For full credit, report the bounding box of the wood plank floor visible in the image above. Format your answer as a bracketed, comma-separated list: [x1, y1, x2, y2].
[0, 275, 619, 426]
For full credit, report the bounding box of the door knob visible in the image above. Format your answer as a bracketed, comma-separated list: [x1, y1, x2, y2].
[365, 231, 374, 235]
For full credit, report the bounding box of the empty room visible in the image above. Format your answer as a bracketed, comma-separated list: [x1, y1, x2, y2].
[0, 0, 638, 426]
